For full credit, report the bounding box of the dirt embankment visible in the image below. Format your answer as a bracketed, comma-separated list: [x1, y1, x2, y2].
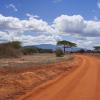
[0, 54, 81, 100]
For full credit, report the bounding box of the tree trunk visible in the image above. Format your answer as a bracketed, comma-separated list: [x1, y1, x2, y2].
[64, 45, 66, 53]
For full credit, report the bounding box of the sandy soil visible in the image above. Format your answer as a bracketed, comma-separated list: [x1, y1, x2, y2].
[18, 55, 100, 100]
[0, 54, 78, 100]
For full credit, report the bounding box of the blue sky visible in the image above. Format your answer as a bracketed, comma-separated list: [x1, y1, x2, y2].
[0, 0, 99, 21]
[0, 0, 100, 49]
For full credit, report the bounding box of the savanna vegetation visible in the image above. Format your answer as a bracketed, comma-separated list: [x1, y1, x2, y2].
[0, 41, 22, 58]
[55, 48, 64, 57]
[0, 40, 99, 58]
[0, 41, 53, 58]
[57, 40, 77, 53]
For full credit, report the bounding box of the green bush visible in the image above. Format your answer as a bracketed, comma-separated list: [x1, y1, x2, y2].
[55, 48, 64, 57]
[9, 41, 21, 49]
[3, 41, 21, 49]
[0, 41, 22, 58]
[22, 47, 39, 55]
[38, 48, 53, 53]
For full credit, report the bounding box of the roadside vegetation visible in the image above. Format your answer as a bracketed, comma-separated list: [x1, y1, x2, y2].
[55, 40, 77, 57]
[0, 41, 53, 58]
[0, 41, 22, 58]
[0, 40, 77, 58]
[0, 40, 99, 58]
[55, 48, 64, 57]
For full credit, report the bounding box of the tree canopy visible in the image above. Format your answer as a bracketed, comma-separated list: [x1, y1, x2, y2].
[57, 40, 77, 53]
[57, 40, 77, 47]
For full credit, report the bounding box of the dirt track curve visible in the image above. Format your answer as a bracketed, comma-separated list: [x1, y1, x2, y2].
[19, 55, 100, 100]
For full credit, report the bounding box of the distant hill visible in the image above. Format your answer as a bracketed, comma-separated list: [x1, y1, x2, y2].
[34, 44, 57, 50]
[24, 44, 86, 52]
[24, 44, 57, 50]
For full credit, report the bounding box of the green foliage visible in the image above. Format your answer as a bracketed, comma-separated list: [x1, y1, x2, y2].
[94, 46, 100, 51]
[22, 47, 53, 55]
[55, 48, 64, 57]
[9, 41, 21, 49]
[38, 48, 53, 53]
[3, 41, 21, 49]
[22, 47, 39, 55]
[57, 40, 77, 47]
[0, 41, 22, 58]
[57, 40, 77, 53]
[0, 41, 54, 58]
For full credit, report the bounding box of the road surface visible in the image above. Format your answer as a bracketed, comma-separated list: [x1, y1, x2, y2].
[19, 55, 100, 100]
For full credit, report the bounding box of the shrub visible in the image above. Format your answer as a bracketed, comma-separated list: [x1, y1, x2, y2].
[38, 48, 53, 53]
[0, 41, 22, 58]
[55, 48, 64, 57]
[22, 47, 39, 55]
[9, 41, 21, 49]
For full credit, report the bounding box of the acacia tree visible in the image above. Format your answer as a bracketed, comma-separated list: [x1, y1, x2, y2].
[57, 40, 77, 53]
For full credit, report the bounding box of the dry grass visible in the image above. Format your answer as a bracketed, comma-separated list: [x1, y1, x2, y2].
[0, 53, 75, 100]
[0, 53, 73, 73]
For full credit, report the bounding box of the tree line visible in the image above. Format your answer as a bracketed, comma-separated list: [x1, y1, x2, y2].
[0, 40, 99, 58]
[0, 41, 53, 58]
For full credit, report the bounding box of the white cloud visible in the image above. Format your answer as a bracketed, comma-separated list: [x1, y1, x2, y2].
[0, 14, 54, 34]
[53, 15, 85, 34]
[0, 14, 100, 49]
[97, 2, 100, 9]
[53, 15, 100, 37]
[26, 13, 39, 19]
[13, 34, 58, 46]
[83, 21, 100, 36]
[6, 4, 18, 12]
[75, 37, 100, 49]
[0, 14, 57, 46]
[0, 31, 19, 43]
[1, 14, 100, 38]
[0, 31, 58, 45]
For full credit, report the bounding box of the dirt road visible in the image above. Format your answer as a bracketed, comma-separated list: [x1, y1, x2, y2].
[19, 55, 100, 100]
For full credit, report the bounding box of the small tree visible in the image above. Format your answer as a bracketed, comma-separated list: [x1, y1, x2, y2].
[57, 40, 77, 53]
[55, 48, 64, 57]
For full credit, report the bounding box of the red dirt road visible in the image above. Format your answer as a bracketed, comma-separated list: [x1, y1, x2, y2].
[19, 55, 100, 100]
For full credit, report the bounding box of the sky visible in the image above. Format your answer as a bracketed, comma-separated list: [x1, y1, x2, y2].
[0, 0, 100, 49]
